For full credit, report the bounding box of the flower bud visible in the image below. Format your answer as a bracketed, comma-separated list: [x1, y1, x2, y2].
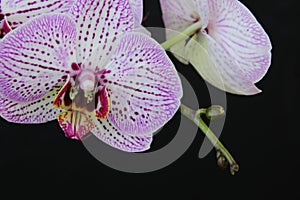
[206, 105, 225, 120]
[216, 149, 228, 170]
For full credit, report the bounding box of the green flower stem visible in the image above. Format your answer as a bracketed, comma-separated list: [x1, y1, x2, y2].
[161, 21, 202, 50]
[180, 104, 239, 175]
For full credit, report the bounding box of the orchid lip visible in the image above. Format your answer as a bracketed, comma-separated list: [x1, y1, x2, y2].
[55, 73, 109, 141]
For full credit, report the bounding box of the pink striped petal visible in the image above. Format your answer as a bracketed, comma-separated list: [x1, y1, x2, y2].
[187, 33, 260, 95]
[0, 14, 77, 102]
[58, 111, 94, 140]
[91, 118, 152, 152]
[205, 0, 272, 83]
[0, 0, 74, 28]
[69, 0, 134, 67]
[160, 0, 200, 31]
[0, 83, 64, 123]
[99, 32, 182, 135]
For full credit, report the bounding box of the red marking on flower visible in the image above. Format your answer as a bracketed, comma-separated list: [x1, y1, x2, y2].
[71, 62, 80, 71]
[57, 111, 94, 140]
[95, 86, 110, 118]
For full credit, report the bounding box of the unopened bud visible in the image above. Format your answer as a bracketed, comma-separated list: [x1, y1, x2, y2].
[216, 149, 228, 170]
[206, 105, 225, 120]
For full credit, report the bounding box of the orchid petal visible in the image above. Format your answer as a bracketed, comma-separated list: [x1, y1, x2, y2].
[130, 0, 151, 36]
[69, 0, 134, 68]
[91, 118, 152, 152]
[0, 14, 77, 102]
[206, 0, 272, 82]
[160, 0, 200, 31]
[129, 0, 143, 26]
[57, 111, 94, 140]
[187, 33, 261, 95]
[134, 26, 151, 36]
[0, 83, 64, 123]
[0, 0, 74, 29]
[100, 32, 182, 135]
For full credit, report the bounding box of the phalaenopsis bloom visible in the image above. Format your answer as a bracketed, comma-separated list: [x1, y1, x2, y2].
[0, 0, 183, 152]
[160, 0, 272, 95]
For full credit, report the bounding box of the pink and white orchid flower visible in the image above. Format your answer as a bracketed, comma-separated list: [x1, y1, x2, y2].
[160, 0, 272, 95]
[0, 0, 183, 152]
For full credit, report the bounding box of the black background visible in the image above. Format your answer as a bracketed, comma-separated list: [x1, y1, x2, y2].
[0, 0, 298, 198]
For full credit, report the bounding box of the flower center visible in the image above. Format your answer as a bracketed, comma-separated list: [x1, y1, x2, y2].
[53, 73, 110, 141]
[53, 74, 110, 119]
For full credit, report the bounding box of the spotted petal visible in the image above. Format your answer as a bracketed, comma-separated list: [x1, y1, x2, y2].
[0, 0, 74, 29]
[205, 0, 272, 83]
[69, 0, 134, 67]
[0, 83, 64, 123]
[99, 32, 182, 135]
[0, 13, 77, 102]
[91, 118, 152, 152]
[186, 33, 260, 95]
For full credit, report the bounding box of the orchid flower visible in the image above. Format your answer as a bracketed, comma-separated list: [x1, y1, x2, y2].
[0, 0, 183, 152]
[160, 0, 272, 95]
